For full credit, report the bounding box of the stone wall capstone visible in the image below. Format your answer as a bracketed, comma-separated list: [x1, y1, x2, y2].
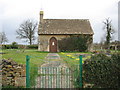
[2, 59, 26, 87]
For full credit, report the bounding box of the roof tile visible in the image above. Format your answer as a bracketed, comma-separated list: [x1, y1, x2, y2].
[39, 19, 94, 34]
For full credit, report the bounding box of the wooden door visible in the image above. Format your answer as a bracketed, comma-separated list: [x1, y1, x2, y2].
[49, 37, 57, 52]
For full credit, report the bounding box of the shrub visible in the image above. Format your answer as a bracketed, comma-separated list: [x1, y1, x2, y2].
[11, 42, 18, 49]
[58, 35, 89, 52]
[2, 45, 12, 49]
[27, 45, 38, 49]
[2, 44, 38, 49]
[83, 53, 120, 88]
[2, 42, 19, 49]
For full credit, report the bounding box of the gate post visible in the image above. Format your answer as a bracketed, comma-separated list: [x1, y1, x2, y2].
[79, 55, 83, 88]
[26, 55, 30, 88]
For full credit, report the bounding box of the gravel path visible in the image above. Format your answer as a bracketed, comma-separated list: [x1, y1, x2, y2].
[46, 53, 60, 59]
[35, 53, 74, 88]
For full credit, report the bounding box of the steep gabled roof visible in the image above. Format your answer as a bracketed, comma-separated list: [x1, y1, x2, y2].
[38, 19, 94, 35]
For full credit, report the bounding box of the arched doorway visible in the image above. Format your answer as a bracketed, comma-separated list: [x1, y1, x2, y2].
[49, 37, 57, 52]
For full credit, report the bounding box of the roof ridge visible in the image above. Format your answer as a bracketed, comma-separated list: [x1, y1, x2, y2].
[44, 19, 89, 20]
[38, 18, 94, 35]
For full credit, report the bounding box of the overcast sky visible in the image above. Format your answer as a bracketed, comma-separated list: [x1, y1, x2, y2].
[0, 0, 119, 44]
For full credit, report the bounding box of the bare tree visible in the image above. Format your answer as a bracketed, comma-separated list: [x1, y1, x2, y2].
[0, 32, 8, 44]
[16, 19, 37, 45]
[103, 18, 115, 49]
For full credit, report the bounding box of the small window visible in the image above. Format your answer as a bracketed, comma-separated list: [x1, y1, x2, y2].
[52, 42, 55, 45]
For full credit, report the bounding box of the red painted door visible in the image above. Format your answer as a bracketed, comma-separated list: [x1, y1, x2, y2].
[49, 37, 57, 52]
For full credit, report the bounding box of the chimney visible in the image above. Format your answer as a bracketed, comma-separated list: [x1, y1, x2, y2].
[38, 11, 44, 34]
[40, 11, 44, 23]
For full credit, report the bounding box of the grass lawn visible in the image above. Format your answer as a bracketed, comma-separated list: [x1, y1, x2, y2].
[59, 50, 120, 66]
[2, 49, 48, 87]
[58, 52, 92, 88]
[1, 49, 119, 88]
[2, 49, 48, 65]
[58, 52, 92, 68]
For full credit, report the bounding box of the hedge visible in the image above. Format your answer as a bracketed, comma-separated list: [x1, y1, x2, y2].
[2, 45, 38, 49]
[26, 45, 38, 49]
[83, 53, 120, 88]
[58, 35, 89, 52]
[2, 45, 18, 49]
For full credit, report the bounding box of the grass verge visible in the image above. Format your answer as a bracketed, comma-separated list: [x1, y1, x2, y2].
[58, 52, 92, 88]
[58, 52, 91, 67]
[2, 49, 48, 87]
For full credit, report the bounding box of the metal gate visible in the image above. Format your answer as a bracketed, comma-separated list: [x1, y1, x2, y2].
[35, 67, 74, 88]
[26, 55, 83, 88]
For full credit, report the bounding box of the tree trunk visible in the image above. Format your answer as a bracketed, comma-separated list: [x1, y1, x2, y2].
[29, 38, 32, 45]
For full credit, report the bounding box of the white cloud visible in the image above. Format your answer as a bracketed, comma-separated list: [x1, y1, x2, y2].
[0, 0, 119, 44]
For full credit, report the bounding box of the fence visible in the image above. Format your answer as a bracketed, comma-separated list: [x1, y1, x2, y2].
[26, 55, 83, 88]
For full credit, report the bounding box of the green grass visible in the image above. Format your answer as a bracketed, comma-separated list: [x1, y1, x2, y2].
[2, 49, 47, 65]
[59, 50, 120, 67]
[2, 49, 48, 87]
[0, 50, 2, 52]
[59, 51, 92, 54]
[58, 52, 92, 68]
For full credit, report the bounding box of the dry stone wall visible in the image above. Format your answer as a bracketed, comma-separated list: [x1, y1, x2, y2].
[1, 59, 26, 87]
